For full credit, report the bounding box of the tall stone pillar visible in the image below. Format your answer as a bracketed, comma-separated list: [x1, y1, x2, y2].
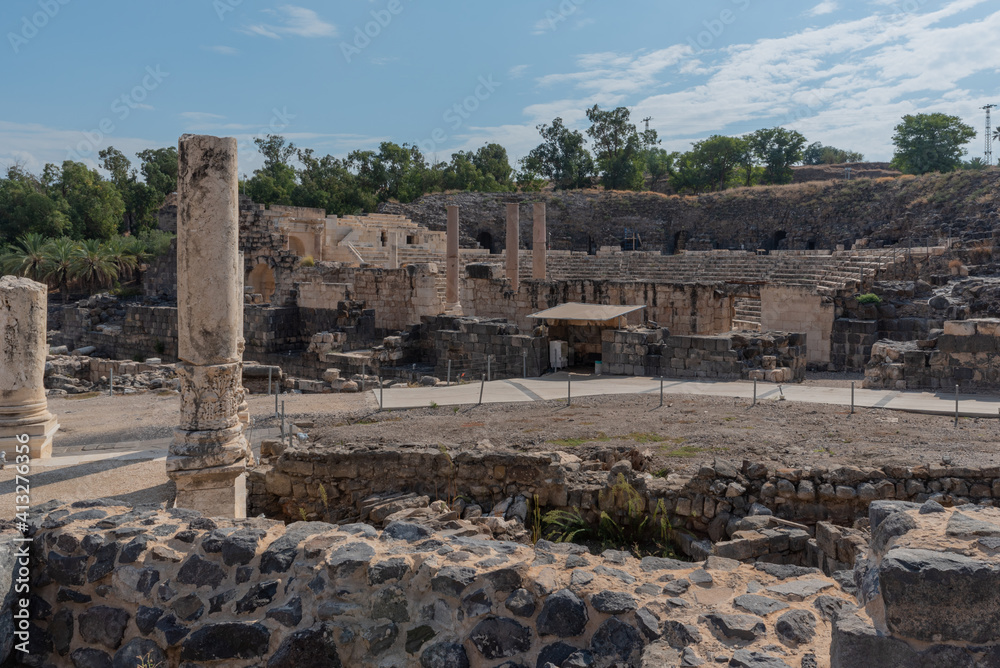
[446, 205, 460, 305]
[506, 203, 520, 291]
[0, 277, 58, 459]
[167, 134, 248, 518]
[533, 202, 547, 280]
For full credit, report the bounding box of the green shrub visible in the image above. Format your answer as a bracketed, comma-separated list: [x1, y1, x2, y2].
[857, 293, 882, 305]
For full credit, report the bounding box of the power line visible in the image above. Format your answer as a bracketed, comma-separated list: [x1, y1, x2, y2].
[982, 104, 997, 166]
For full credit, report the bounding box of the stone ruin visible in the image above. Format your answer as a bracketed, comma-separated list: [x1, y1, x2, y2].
[7, 134, 1000, 666]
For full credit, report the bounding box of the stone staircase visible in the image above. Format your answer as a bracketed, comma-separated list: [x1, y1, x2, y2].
[732, 298, 762, 331]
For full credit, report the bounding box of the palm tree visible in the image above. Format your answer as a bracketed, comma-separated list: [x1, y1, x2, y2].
[42, 237, 81, 303]
[102, 236, 140, 282]
[3, 233, 49, 280]
[72, 239, 118, 292]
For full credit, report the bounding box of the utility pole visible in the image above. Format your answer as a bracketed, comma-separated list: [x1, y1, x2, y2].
[643, 116, 652, 133]
[983, 104, 997, 166]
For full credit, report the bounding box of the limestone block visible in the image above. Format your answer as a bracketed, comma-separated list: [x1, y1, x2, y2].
[943, 320, 976, 337]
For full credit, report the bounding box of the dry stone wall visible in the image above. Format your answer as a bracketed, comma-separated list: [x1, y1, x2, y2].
[21, 500, 855, 668]
[602, 328, 807, 381]
[864, 318, 1000, 391]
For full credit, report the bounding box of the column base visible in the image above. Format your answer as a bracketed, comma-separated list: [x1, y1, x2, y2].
[170, 464, 247, 518]
[0, 416, 59, 459]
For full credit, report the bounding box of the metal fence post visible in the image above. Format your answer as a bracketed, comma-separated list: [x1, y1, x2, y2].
[109, 368, 114, 397]
[268, 367, 272, 396]
[955, 384, 960, 427]
[447, 359, 452, 387]
[523, 350, 527, 378]
[851, 381, 855, 415]
[479, 374, 485, 406]
[660, 377, 664, 407]
[568, 374, 572, 406]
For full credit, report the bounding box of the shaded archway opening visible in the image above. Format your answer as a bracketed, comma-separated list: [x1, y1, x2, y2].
[288, 236, 306, 256]
[248, 263, 276, 303]
[477, 231, 495, 253]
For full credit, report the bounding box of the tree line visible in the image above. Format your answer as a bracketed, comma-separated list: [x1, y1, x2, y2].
[0, 108, 982, 252]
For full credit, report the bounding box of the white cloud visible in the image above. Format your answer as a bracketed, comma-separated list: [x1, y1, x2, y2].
[508, 64, 530, 80]
[242, 5, 337, 39]
[807, 1, 839, 17]
[530, 1, 998, 160]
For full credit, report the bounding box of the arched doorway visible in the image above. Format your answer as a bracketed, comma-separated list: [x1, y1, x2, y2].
[772, 230, 787, 250]
[247, 263, 276, 303]
[288, 236, 306, 256]
[477, 230, 495, 253]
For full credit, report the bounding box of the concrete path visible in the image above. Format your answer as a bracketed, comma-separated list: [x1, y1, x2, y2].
[376, 372, 1000, 419]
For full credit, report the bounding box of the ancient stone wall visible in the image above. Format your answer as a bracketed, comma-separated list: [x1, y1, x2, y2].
[864, 318, 1000, 391]
[601, 329, 807, 381]
[418, 315, 550, 380]
[22, 500, 855, 668]
[462, 268, 734, 334]
[760, 286, 834, 365]
[142, 238, 177, 301]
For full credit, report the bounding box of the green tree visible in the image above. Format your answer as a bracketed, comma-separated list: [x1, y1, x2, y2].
[748, 128, 807, 185]
[49, 161, 125, 239]
[246, 135, 298, 205]
[802, 142, 864, 165]
[585, 105, 647, 191]
[2, 232, 49, 279]
[100, 147, 161, 234]
[136, 147, 179, 198]
[471, 143, 514, 188]
[293, 149, 372, 214]
[643, 148, 679, 190]
[72, 238, 118, 291]
[41, 237, 81, 303]
[671, 135, 745, 193]
[891, 113, 976, 175]
[0, 166, 71, 243]
[522, 117, 594, 189]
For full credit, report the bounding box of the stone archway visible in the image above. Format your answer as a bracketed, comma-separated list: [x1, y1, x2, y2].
[288, 236, 307, 256]
[477, 230, 495, 254]
[247, 263, 276, 303]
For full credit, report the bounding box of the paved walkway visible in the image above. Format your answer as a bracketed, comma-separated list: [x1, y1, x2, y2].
[34, 427, 282, 469]
[376, 372, 1000, 418]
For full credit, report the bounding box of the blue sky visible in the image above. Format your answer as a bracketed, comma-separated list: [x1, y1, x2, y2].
[1, 0, 998, 177]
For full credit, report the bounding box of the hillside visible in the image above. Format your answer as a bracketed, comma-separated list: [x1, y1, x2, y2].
[380, 169, 1000, 253]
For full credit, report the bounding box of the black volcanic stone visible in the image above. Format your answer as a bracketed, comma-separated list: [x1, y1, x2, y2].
[234, 581, 278, 613]
[267, 623, 343, 668]
[537, 589, 588, 637]
[180, 622, 270, 662]
[176, 555, 225, 588]
[267, 596, 303, 627]
[78, 606, 130, 650]
[469, 617, 532, 659]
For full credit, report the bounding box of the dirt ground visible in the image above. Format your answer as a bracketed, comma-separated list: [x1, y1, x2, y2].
[307, 391, 1000, 475]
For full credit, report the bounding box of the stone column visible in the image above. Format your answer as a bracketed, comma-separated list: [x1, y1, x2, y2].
[446, 205, 460, 305]
[167, 134, 248, 518]
[506, 203, 520, 291]
[0, 277, 58, 459]
[533, 202, 547, 280]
